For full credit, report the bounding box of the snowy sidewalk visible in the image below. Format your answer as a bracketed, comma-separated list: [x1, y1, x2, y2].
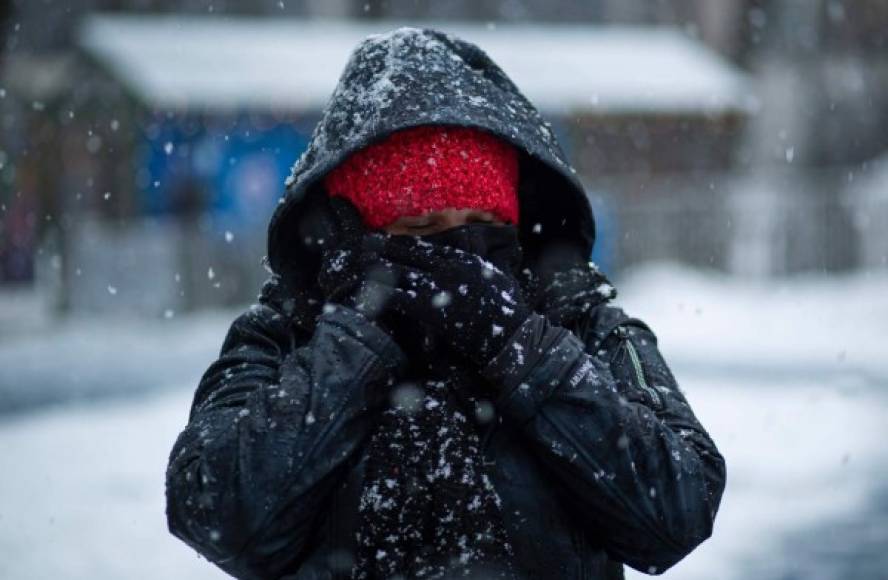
[1, 371, 885, 580]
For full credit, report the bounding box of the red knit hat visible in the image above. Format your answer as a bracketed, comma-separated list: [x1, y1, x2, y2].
[323, 125, 519, 229]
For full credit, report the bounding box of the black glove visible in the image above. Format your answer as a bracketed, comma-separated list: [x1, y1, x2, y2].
[317, 197, 373, 299]
[534, 262, 617, 327]
[380, 236, 531, 368]
[314, 197, 398, 318]
[518, 237, 617, 326]
[317, 199, 452, 367]
[518, 239, 587, 307]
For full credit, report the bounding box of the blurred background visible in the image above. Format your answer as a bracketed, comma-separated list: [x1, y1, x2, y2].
[0, 1, 886, 579]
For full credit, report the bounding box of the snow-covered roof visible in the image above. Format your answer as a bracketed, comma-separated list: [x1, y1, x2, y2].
[77, 14, 755, 116]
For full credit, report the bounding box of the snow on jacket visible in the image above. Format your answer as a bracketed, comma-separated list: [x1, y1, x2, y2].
[165, 27, 726, 580]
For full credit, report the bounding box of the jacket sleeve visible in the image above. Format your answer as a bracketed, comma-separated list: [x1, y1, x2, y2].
[165, 302, 406, 579]
[480, 308, 726, 575]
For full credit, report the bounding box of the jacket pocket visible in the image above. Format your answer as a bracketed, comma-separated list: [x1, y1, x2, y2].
[612, 326, 663, 411]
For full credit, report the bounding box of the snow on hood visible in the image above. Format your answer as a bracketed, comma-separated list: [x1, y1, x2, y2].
[266, 26, 595, 278]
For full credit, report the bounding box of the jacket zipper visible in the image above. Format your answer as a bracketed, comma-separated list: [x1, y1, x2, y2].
[623, 336, 663, 410]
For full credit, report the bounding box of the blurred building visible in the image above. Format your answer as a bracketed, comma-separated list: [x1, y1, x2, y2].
[1, 0, 886, 321]
[2, 13, 752, 316]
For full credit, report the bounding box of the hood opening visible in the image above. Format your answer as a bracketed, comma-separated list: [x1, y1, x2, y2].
[266, 26, 597, 290]
[515, 152, 595, 268]
[268, 148, 595, 295]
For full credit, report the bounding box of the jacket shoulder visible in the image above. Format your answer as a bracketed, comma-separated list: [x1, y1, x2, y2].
[580, 303, 653, 349]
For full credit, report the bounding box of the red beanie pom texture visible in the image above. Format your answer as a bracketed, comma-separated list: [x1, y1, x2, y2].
[323, 125, 519, 229]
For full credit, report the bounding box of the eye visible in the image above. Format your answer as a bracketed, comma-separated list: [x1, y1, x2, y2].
[401, 217, 433, 230]
[468, 212, 498, 224]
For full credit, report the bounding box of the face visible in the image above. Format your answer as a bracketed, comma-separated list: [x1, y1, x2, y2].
[383, 207, 505, 235]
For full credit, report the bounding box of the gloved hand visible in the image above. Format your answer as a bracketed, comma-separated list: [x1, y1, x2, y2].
[316, 196, 400, 323]
[533, 261, 617, 327]
[380, 236, 531, 368]
[317, 197, 372, 299]
[518, 237, 617, 326]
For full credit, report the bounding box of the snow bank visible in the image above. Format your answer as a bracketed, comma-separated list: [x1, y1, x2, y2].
[0, 309, 233, 414]
[616, 262, 888, 383]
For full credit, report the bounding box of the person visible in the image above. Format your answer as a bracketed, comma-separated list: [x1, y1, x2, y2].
[165, 27, 725, 580]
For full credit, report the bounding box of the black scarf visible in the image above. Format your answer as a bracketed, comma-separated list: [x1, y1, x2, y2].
[354, 224, 519, 580]
[354, 375, 515, 579]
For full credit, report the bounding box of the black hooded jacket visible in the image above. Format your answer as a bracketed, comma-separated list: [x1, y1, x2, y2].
[166, 27, 725, 579]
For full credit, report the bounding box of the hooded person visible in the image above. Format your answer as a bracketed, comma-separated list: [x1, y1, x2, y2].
[166, 27, 726, 580]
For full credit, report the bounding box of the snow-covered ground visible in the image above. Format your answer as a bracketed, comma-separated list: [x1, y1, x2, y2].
[1, 263, 887, 579]
[619, 263, 888, 383]
[0, 308, 233, 414]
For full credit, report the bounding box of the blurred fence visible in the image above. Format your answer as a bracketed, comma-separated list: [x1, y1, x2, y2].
[60, 213, 269, 317]
[600, 164, 888, 277]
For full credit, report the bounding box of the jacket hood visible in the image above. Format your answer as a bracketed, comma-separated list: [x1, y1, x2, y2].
[267, 26, 595, 279]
